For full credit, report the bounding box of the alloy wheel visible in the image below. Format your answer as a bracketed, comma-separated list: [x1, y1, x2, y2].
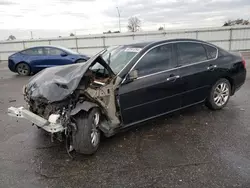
[213, 82, 230, 107]
[90, 112, 100, 147]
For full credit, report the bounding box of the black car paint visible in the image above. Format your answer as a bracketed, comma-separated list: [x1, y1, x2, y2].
[117, 39, 246, 127]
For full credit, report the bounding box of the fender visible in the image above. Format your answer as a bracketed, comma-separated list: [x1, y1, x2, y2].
[70, 101, 98, 116]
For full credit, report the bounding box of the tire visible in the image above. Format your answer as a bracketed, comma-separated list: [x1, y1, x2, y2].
[72, 108, 101, 155]
[206, 78, 231, 110]
[75, 59, 87, 63]
[16, 62, 31, 76]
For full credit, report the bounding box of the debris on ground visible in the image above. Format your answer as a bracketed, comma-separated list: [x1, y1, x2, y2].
[8, 99, 16, 103]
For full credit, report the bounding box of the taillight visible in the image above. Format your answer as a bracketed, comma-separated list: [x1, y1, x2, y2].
[241, 53, 246, 69]
[242, 57, 246, 69]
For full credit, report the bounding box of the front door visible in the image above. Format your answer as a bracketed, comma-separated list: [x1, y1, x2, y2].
[118, 43, 182, 125]
[43, 47, 72, 67]
[22, 47, 47, 72]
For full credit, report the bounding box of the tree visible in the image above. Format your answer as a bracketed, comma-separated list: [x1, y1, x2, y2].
[70, 33, 75, 36]
[103, 30, 120, 34]
[127, 16, 141, 32]
[158, 26, 164, 31]
[103, 30, 112, 34]
[223, 19, 250, 26]
[7, 35, 16, 40]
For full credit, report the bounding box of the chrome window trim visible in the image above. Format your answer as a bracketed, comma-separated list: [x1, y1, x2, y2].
[137, 57, 216, 80]
[121, 40, 218, 83]
[137, 66, 179, 80]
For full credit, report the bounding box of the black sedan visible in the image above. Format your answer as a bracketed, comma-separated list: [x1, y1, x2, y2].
[8, 39, 246, 154]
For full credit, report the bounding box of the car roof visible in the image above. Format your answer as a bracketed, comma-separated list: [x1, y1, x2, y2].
[123, 38, 215, 49]
[25, 45, 68, 49]
[150, 38, 214, 45]
[20, 45, 81, 54]
[124, 42, 152, 48]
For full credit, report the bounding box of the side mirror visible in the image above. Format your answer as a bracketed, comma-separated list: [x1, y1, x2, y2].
[127, 70, 138, 81]
[60, 52, 68, 57]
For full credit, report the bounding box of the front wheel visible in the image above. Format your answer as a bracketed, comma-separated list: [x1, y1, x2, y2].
[72, 108, 101, 155]
[206, 78, 231, 110]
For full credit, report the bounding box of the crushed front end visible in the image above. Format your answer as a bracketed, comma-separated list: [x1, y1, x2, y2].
[8, 54, 121, 142]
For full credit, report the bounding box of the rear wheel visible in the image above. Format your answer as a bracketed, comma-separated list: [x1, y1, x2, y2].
[72, 108, 101, 155]
[16, 62, 31, 76]
[206, 78, 231, 110]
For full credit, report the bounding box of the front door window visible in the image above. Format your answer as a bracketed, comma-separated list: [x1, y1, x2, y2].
[134, 44, 173, 77]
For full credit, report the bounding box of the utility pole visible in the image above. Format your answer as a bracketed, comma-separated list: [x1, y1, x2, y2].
[30, 31, 33, 39]
[116, 7, 121, 32]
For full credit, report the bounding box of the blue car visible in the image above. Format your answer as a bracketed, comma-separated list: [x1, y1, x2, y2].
[8, 46, 89, 76]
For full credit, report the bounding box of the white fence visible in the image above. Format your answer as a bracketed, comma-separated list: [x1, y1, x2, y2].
[1, 26, 250, 61]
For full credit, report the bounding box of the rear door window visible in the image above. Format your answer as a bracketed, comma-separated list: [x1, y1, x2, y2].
[177, 42, 208, 66]
[22, 48, 44, 55]
[134, 44, 174, 77]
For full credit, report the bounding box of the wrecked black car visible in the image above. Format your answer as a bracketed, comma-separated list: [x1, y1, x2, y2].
[8, 39, 246, 154]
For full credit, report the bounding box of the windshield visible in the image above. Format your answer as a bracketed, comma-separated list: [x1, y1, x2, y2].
[98, 45, 141, 74]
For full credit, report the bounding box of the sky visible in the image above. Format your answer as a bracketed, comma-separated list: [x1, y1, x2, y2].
[0, 0, 249, 40]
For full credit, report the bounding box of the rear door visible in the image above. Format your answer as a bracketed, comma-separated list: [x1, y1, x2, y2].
[176, 42, 219, 107]
[21, 47, 46, 71]
[118, 43, 183, 125]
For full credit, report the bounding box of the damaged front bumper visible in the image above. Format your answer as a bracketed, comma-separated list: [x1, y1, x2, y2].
[8, 107, 65, 133]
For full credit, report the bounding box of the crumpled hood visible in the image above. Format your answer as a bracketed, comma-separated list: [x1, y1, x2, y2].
[26, 52, 114, 103]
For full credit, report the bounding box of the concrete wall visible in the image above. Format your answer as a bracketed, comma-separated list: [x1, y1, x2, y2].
[1, 26, 250, 61]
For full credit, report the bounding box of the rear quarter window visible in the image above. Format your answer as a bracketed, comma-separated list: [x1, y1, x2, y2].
[203, 44, 217, 59]
[218, 48, 229, 57]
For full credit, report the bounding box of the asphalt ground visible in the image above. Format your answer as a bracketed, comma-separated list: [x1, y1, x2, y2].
[0, 52, 250, 188]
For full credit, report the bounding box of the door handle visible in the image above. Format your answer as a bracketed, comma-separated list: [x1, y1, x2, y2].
[207, 64, 217, 71]
[166, 75, 180, 82]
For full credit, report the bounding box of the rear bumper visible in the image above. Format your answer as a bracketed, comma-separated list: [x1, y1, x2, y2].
[234, 70, 246, 94]
[8, 106, 65, 133]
